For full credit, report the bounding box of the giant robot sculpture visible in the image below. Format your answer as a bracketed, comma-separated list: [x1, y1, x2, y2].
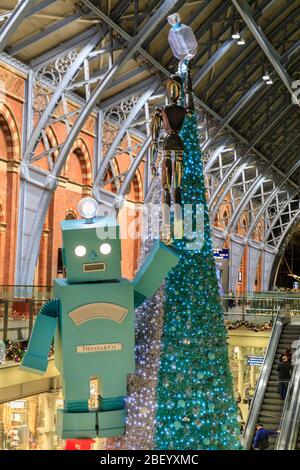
[21, 198, 179, 439]
[150, 66, 194, 242]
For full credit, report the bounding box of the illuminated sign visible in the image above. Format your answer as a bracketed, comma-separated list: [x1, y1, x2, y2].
[247, 355, 264, 366]
[213, 249, 229, 259]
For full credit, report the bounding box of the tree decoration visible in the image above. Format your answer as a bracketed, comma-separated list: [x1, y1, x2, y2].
[4, 340, 54, 363]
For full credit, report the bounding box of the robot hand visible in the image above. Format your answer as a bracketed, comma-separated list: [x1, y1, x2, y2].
[21, 353, 49, 374]
[21, 299, 59, 375]
[151, 163, 157, 177]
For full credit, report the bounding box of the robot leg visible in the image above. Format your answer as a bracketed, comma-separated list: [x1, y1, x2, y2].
[174, 151, 183, 239]
[62, 377, 90, 412]
[97, 374, 127, 438]
[56, 378, 97, 439]
[161, 152, 172, 243]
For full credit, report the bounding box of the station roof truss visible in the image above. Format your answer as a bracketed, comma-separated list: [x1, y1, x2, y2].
[1, 0, 300, 282]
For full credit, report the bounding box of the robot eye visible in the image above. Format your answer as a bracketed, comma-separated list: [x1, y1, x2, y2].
[75, 245, 87, 257]
[99, 243, 111, 255]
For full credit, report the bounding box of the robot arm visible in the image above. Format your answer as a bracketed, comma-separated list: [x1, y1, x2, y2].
[150, 108, 162, 175]
[133, 240, 180, 308]
[21, 299, 60, 375]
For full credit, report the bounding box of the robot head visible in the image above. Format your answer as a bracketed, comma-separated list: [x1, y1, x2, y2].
[166, 75, 182, 103]
[61, 198, 121, 283]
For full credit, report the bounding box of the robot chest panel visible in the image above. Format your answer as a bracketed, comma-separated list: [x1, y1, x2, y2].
[56, 281, 134, 332]
[68, 302, 129, 326]
[162, 105, 186, 132]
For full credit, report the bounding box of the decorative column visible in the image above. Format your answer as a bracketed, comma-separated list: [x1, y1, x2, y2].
[0, 222, 7, 285]
[6, 160, 20, 285]
[237, 347, 244, 397]
[42, 393, 56, 450]
[250, 347, 256, 389]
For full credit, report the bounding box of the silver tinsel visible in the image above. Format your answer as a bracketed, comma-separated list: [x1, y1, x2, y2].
[106, 173, 165, 450]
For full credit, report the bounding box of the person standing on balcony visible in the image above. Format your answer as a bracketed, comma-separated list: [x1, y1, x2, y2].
[228, 289, 235, 309]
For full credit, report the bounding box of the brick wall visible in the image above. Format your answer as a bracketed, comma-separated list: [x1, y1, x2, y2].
[0, 61, 144, 286]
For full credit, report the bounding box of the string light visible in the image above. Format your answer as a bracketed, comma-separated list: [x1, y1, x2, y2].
[237, 37, 245, 45]
[4, 340, 54, 363]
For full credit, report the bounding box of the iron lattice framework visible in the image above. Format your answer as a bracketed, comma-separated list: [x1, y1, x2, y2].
[0, 0, 299, 289]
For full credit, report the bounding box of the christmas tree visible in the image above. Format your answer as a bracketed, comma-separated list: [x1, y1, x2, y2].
[154, 109, 242, 450]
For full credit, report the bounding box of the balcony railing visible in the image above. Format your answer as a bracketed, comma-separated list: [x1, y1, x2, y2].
[0, 286, 300, 343]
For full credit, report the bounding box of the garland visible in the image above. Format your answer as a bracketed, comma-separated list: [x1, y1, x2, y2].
[226, 320, 273, 332]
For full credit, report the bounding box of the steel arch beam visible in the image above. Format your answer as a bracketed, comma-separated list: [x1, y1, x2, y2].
[94, 79, 160, 187]
[246, 158, 300, 240]
[193, 40, 235, 89]
[203, 36, 300, 151]
[17, 0, 180, 286]
[264, 189, 300, 244]
[202, 80, 263, 152]
[224, 133, 300, 233]
[265, 201, 300, 249]
[22, 33, 102, 162]
[51, 0, 179, 179]
[205, 3, 300, 105]
[192, 0, 279, 93]
[203, 141, 231, 173]
[191, 0, 273, 74]
[84, 0, 299, 206]
[201, 5, 300, 146]
[30, 27, 99, 69]
[202, 65, 300, 192]
[203, 34, 300, 152]
[231, 0, 295, 101]
[209, 101, 294, 219]
[0, 0, 35, 53]
[275, 210, 300, 252]
[29, 0, 133, 70]
[7, 12, 82, 56]
[119, 135, 152, 198]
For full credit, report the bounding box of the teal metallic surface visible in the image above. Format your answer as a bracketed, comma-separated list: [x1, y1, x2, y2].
[21, 213, 179, 438]
[61, 217, 121, 283]
[53, 279, 135, 383]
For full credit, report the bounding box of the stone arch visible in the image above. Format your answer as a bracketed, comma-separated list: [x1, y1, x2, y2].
[223, 209, 229, 224]
[0, 105, 20, 284]
[239, 214, 248, 236]
[133, 169, 143, 202]
[46, 125, 59, 162]
[127, 169, 143, 202]
[235, 214, 249, 293]
[0, 103, 21, 160]
[103, 158, 119, 193]
[214, 213, 220, 227]
[65, 138, 93, 186]
[253, 219, 264, 242]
